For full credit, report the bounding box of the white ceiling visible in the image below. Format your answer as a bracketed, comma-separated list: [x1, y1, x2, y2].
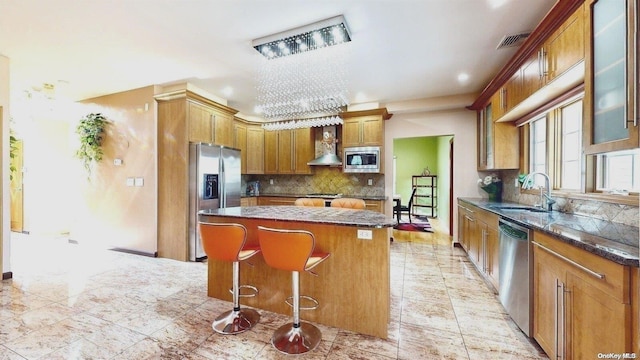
[0, 0, 556, 120]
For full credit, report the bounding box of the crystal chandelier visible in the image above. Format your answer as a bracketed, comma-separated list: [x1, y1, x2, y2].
[261, 115, 344, 131]
[252, 16, 351, 121]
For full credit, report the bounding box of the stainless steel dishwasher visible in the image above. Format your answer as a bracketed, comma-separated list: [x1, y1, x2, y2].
[498, 218, 532, 336]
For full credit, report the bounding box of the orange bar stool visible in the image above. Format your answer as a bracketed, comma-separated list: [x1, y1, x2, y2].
[294, 198, 325, 207]
[198, 222, 261, 334]
[330, 197, 366, 209]
[257, 226, 331, 355]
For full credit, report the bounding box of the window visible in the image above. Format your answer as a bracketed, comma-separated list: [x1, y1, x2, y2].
[526, 97, 584, 191]
[529, 116, 547, 187]
[559, 100, 582, 190]
[597, 149, 640, 193]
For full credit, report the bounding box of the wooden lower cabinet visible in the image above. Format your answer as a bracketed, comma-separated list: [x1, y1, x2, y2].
[240, 197, 258, 207]
[257, 196, 297, 206]
[456, 201, 499, 290]
[364, 199, 384, 213]
[533, 231, 632, 359]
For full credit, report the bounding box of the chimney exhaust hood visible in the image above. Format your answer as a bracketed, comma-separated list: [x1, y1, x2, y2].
[307, 126, 342, 166]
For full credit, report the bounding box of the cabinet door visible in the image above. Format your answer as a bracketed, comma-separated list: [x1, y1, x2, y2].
[505, 69, 523, 112]
[293, 128, 313, 174]
[214, 113, 234, 147]
[585, 0, 638, 153]
[278, 130, 293, 173]
[188, 102, 213, 143]
[246, 126, 264, 174]
[264, 131, 278, 174]
[521, 51, 545, 99]
[234, 123, 247, 174]
[565, 272, 629, 359]
[342, 118, 363, 147]
[478, 105, 493, 170]
[544, 4, 585, 83]
[361, 117, 383, 145]
[533, 244, 564, 359]
[485, 225, 500, 290]
[457, 205, 469, 249]
[364, 200, 384, 213]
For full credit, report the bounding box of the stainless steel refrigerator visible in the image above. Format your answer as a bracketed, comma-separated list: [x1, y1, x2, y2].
[189, 143, 241, 261]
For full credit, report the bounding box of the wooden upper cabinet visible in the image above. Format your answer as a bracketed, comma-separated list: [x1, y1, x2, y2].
[342, 116, 383, 147]
[234, 122, 247, 174]
[214, 113, 234, 147]
[264, 130, 278, 174]
[188, 101, 213, 143]
[266, 128, 313, 174]
[293, 128, 314, 174]
[246, 125, 264, 174]
[277, 129, 293, 173]
[521, 51, 545, 101]
[544, 4, 585, 83]
[476, 2, 586, 123]
[478, 101, 519, 170]
[234, 120, 265, 175]
[584, 0, 638, 154]
[340, 108, 390, 148]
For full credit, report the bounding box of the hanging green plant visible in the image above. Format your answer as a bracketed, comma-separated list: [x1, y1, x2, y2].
[76, 113, 108, 176]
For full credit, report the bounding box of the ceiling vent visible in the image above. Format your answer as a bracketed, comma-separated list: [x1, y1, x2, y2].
[496, 32, 530, 49]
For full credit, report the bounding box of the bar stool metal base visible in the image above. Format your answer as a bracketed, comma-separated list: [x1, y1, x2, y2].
[212, 308, 260, 335]
[271, 322, 322, 355]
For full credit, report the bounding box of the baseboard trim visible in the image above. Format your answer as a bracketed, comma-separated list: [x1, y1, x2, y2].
[2, 272, 13, 280]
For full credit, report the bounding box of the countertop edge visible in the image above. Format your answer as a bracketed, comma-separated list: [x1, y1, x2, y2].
[458, 198, 639, 267]
[200, 206, 396, 228]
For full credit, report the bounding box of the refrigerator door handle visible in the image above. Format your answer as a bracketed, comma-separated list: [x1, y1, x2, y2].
[220, 158, 226, 208]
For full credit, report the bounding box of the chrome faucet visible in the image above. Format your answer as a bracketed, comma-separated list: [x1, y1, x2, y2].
[521, 172, 556, 211]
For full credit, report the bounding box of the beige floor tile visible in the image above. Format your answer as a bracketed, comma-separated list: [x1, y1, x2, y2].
[0, 230, 548, 359]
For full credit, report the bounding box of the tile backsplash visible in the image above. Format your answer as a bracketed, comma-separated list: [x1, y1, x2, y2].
[242, 167, 385, 197]
[497, 170, 639, 228]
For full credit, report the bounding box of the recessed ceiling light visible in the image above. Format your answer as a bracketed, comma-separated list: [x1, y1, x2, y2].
[222, 86, 233, 97]
[457, 73, 470, 83]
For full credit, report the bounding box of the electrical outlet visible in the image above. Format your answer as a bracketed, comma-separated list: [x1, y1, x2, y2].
[357, 229, 372, 240]
[515, 178, 519, 188]
[269, 179, 274, 185]
[367, 179, 373, 186]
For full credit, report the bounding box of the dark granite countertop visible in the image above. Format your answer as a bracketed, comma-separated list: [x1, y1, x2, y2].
[246, 193, 387, 201]
[200, 206, 396, 228]
[459, 198, 639, 267]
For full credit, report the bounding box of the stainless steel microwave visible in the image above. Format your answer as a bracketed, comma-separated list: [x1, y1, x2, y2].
[343, 146, 381, 173]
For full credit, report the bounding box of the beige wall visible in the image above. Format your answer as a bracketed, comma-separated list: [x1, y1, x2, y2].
[70, 86, 158, 255]
[0, 55, 9, 275]
[384, 108, 482, 240]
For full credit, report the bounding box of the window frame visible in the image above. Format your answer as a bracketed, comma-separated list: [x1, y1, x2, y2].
[521, 92, 639, 206]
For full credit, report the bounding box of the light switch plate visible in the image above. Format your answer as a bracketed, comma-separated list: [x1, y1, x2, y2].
[126, 177, 134, 186]
[134, 177, 144, 187]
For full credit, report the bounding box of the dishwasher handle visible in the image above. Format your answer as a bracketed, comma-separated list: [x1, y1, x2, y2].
[499, 223, 529, 240]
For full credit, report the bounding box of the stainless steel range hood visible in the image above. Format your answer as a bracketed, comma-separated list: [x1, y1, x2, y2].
[307, 126, 342, 166]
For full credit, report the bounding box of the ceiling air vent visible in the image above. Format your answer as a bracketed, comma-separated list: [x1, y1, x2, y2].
[496, 32, 530, 50]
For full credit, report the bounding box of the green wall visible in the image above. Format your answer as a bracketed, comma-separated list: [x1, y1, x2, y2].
[394, 135, 452, 218]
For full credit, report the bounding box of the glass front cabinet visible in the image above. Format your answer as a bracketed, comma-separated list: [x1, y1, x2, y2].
[584, 0, 638, 154]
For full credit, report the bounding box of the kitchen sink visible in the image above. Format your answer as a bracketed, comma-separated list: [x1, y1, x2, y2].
[490, 205, 548, 213]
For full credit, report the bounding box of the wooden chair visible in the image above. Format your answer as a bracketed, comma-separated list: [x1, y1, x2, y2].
[294, 198, 326, 207]
[330, 198, 366, 209]
[395, 187, 417, 223]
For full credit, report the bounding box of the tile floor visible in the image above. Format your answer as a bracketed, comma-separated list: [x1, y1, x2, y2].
[0, 225, 547, 359]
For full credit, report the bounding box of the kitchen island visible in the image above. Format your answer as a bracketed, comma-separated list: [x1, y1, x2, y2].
[199, 206, 396, 338]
